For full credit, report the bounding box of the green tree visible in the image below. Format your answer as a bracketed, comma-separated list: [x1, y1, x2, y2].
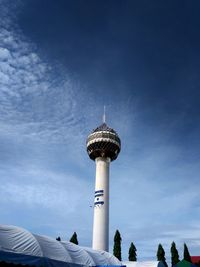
[157, 244, 168, 267]
[56, 236, 61, 241]
[70, 232, 78, 245]
[113, 230, 122, 261]
[171, 242, 180, 266]
[183, 243, 191, 263]
[128, 242, 137, 261]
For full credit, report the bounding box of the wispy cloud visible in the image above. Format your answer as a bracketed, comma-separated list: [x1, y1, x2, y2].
[0, 0, 94, 244]
[0, 0, 87, 150]
[0, 165, 90, 212]
[109, 140, 200, 260]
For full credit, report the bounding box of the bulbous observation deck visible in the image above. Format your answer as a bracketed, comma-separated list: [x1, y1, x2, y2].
[86, 123, 121, 161]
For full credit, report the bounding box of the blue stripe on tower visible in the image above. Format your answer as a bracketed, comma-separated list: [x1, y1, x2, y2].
[94, 201, 104, 205]
[95, 190, 103, 194]
[95, 193, 103, 197]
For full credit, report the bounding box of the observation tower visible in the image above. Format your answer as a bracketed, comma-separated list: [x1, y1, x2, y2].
[86, 113, 121, 252]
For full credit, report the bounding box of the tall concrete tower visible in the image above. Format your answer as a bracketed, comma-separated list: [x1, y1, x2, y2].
[86, 118, 121, 252]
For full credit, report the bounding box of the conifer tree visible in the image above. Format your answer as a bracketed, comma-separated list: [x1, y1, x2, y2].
[56, 236, 61, 241]
[171, 242, 180, 266]
[157, 244, 168, 267]
[70, 232, 79, 245]
[128, 242, 137, 261]
[183, 243, 191, 263]
[113, 230, 122, 261]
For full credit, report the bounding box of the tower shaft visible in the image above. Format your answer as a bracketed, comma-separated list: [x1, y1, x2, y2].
[92, 157, 110, 251]
[86, 122, 121, 252]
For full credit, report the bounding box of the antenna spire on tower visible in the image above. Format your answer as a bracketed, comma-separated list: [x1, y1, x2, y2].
[103, 106, 106, 123]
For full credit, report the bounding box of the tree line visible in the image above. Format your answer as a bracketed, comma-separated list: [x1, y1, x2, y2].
[157, 242, 192, 267]
[56, 230, 193, 267]
[113, 230, 193, 266]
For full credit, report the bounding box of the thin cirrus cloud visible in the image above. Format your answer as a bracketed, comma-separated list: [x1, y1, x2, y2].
[0, 0, 86, 148]
[0, 165, 90, 213]
[0, 2, 94, 241]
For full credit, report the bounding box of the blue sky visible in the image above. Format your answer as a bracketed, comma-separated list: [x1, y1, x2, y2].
[0, 0, 200, 262]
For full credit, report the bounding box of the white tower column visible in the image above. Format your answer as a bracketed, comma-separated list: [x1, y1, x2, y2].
[92, 157, 110, 251]
[86, 121, 121, 252]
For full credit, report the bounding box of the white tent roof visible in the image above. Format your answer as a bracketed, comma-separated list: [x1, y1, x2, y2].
[0, 225, 122, 267]
[122, 261, 165, 267]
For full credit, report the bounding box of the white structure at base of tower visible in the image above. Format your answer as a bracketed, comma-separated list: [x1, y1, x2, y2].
[92, 157, 110, 251]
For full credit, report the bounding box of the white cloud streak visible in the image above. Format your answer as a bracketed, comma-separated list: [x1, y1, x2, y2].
[0, 0, 86, 150]
[0, 0, 93, 245]
[0, 165, 90, 213]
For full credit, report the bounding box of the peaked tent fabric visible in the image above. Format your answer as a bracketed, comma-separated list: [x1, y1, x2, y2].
[33, 234, 73, 262]
[0, 225, 122, 267]
[0, 224, 42, 257]
[84, 247, 121, 266]
[61, 242, 95, 266]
